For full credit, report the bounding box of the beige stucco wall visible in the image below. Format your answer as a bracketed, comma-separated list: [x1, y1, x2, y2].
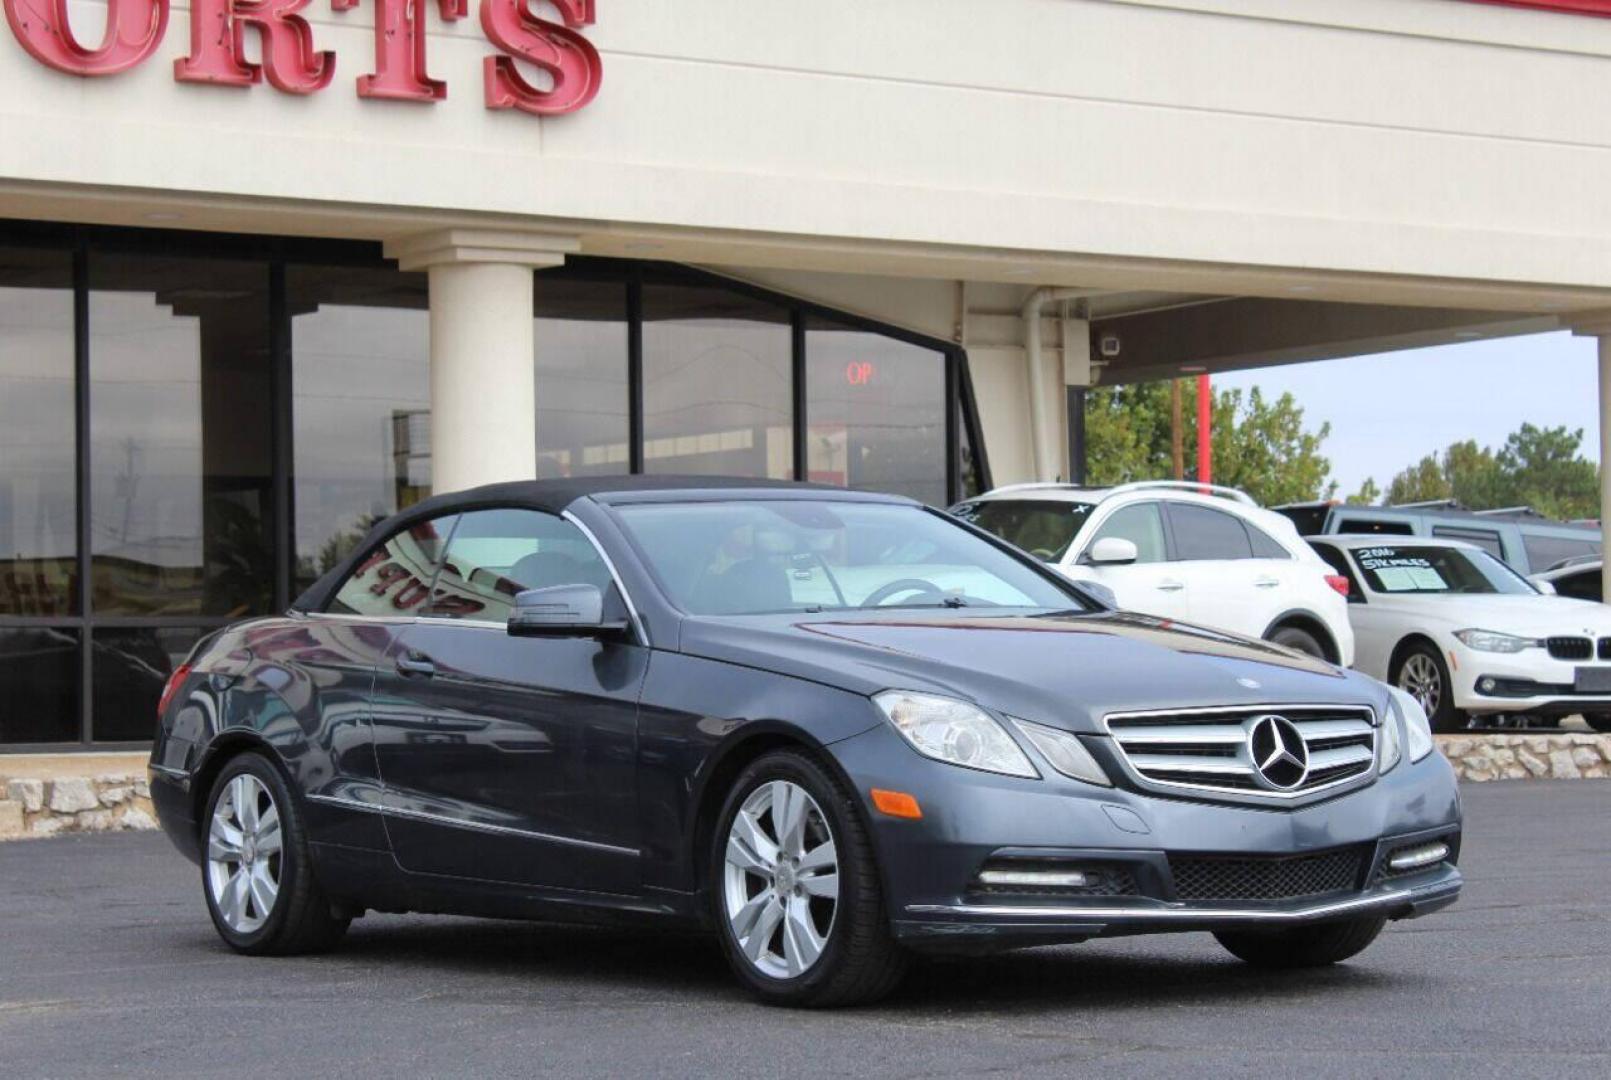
[5, 1, 1611, 295]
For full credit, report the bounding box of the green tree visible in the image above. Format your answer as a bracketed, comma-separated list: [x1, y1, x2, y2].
[1345, 477, 1381, 506]
[1085, 381, 1335, 506]
[1385, 454, 1451, 506]
[1382, 424, 1599, 519]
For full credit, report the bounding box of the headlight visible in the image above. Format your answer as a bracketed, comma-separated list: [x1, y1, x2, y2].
[874, 691, 1038, 778]
[1378, 697, 1403, 774]
[1389, 686, 1436, 763]
[1453, 629, 1538, 654]
[1010, 718, 1112, 787]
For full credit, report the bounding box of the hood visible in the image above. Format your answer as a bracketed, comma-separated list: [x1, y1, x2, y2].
[676, 610, 1386, 734]
[1380, 593, 1611, 636]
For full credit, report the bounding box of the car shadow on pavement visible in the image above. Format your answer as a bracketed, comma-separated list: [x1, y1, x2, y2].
[312, 916, 1426, 1012]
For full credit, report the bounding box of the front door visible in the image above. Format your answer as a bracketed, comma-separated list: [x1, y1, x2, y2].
[369, 507, 648, 894]
[1065, 501, 1193, 624]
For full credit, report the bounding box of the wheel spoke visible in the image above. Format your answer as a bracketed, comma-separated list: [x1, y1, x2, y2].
[742, 898, 785, 962]
[730, 891, 771, 939]
[255, 805, 282, 856]
[782, 897, 824, 975]
[798, 838, 835, 873]
[248, 863, 278, 919]
[222, 868, 250, 927]
[770, 780, 805, 856]
[233, 775, 259, 832]
[800, 871, 838, 900]
[731, 810, 778, 871]
[725, 832, 773, 875]
[208, 818, 244, 862]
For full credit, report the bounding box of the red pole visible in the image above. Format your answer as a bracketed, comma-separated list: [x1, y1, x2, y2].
[1196, 374, 1212, 485]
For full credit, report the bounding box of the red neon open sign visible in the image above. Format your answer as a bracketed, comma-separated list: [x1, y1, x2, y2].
[845, 362, 876, 387]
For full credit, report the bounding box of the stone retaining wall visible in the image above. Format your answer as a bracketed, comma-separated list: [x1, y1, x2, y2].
[0, 773, 157, 840]
[1436, 733, 1611, 782]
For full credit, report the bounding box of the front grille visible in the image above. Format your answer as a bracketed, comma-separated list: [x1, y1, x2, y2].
[1104, 706, 1376, 800]
[1170, 847, 1366, 902]
[1598, 638, 1611, 661]
[1547, 636, 1593, 661]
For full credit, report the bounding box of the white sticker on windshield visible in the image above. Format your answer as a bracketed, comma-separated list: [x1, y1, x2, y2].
[1408, 567, 1447, 590]
[1373, 567, 1420, 591]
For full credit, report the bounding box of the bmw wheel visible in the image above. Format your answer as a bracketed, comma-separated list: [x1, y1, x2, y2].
[1394, 642, 1465, 733]
[711, 750, 906, 1007]
[1215, 916, 1387, 969]
[203, 753, 350, 955]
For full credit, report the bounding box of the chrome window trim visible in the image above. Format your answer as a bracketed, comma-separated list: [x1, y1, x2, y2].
[562, 509, 650, 648]
[305, 793, 639, 857]
[1100, 702, 1379, 803]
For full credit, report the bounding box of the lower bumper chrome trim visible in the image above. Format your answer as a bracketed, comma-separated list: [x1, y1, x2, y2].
[906, 873, 1460, 925]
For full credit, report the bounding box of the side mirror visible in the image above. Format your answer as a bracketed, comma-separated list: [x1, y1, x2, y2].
[508, 585, 627, 638]
[1086, 537, 1139, 566]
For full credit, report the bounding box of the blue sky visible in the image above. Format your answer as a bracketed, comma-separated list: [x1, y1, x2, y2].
[1215, 331, 1602, 500]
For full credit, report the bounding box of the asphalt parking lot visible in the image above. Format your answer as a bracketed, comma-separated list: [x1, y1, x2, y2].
[3, 782, 1608, 1079]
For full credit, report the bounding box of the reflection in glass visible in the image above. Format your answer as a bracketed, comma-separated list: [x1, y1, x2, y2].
[289, 265, 430, 594]
[535, 277, 630, 478]
[0, 247, 75, 615]
[806, 318, 947, 506]
[0, 627, 79, 743]
[642, 285, 792, 479]
[90, 626, 205, 742]
[428, 508, 611, 622]
[90, 255, 273, 617]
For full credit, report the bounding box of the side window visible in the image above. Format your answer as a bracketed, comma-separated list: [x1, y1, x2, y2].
[1336, 517, 1413, 536]
[425, 508, 613, 623]
[1089, 503, 1167, 564]
[1432, 526, 1504, 561]
[1169, 504, 1254, 561]
[1522, 533, 1600, 573]
[1246, 522, 1292, 560]
[328, 515, 458, 616]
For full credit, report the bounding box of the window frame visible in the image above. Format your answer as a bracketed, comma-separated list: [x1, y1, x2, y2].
[1164, 502, 1257, 563]
[1081, 500, 1171, 566]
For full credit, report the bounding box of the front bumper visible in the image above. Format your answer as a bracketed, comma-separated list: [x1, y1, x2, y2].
[1451, 643, 1611, 714]
[829, 722, 1464, 951]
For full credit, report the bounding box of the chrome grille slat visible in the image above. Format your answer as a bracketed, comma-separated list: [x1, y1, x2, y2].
[1105, 705, 1378, 802]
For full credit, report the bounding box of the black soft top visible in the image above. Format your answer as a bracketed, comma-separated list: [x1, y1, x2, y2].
[291, 475, 908, 612]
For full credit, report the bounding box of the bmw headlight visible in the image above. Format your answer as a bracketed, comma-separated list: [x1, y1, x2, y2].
[1389, 686, 1436, 764]
[1010, 718, 1112, 787]
[874, 691, 1038, 778]
[1453, 629, 1538, 654]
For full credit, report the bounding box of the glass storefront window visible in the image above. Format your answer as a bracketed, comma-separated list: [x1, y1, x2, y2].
[642, 284, 793, 479]
[89, 255, 274, 617]
[90, 626, 206, 742]
[534, 277, 630, 478]
[0, 247, 75, 616]
[0, 627, 79, 743]
[805, 317, 948, 506]
[289, 265, 431, 595]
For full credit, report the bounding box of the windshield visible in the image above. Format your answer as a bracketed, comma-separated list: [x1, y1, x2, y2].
[613, 501, 1082, 616]
[1350, 545, 1537, 596]
[951, 499, 1095, 562]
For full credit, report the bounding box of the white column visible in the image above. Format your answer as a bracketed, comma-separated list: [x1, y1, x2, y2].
[385, 230, 580, 494]
[1574, 316, 1611, 607]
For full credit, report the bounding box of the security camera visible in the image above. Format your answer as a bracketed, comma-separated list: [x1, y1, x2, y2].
[1099, 335, 1122, 358]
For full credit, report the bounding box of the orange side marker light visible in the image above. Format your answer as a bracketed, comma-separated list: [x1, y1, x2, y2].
[871, 788, 923, 820]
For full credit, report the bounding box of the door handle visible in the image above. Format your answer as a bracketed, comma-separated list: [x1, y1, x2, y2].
[1156, 580, 1185, 592]
[1254, 578, 1281, 589]
[396, 651, 436, 678]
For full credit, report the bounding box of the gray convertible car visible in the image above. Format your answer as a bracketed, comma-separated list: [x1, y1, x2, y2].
[149, 477, 1462, 1006]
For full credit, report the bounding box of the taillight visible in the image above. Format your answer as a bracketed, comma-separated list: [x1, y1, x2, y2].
[157, 663, 193, 717]
[1324, 574, 1350, 598]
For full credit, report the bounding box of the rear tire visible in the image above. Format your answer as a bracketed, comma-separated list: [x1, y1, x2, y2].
[710, 750, 907, 1007]
[1214, 916, 1386, 969]
[1393, 641, 1466, 734]
[1583, 713, 1611, 734]
[201, 752, 349, 956]
[1268, 625, 1326, 661]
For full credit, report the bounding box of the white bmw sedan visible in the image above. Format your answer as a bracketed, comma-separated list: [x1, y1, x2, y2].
[1308, 535, 1611, 733]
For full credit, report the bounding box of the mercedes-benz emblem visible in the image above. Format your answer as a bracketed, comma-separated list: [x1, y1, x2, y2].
[1248, 714, 1309, 791]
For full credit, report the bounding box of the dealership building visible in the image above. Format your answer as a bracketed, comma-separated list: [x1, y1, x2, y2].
[5, 0, 1611, 750]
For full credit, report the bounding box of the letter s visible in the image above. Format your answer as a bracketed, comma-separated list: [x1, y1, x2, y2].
[4, 0, 168, 76]
[480, 0, 601, 116]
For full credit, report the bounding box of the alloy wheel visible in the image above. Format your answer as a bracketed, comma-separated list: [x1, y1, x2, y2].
[722, 780, 839, 979]
[207, 774, 282, 934]
[1400, 654, 1443, 717]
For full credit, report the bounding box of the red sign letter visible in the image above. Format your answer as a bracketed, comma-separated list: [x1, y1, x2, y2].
[481, 0, 602, 116]
[173, 0, 334, 94]
[4, 0, 168, 76]
[333, 0, 467, 102]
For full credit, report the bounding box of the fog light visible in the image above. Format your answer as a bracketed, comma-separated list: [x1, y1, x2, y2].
[1387, 841, 1450, 872]
[1478, 677, 1498, 694]
[977, 868, 1089, 888]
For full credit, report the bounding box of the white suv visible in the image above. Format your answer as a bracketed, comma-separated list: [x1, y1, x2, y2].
[951, 481, 1355, 665]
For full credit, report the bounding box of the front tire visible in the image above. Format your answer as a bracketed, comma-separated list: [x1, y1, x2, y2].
[1393, 642, 1466, 733]
[1268, 625, 1326, 660]
[1214, 916, 1386, 969]
[710, 750, 907, 1007]
[202, 753, 349, 956]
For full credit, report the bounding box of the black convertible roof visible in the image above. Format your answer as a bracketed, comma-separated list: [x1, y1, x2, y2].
[292, 475, 908, 612]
